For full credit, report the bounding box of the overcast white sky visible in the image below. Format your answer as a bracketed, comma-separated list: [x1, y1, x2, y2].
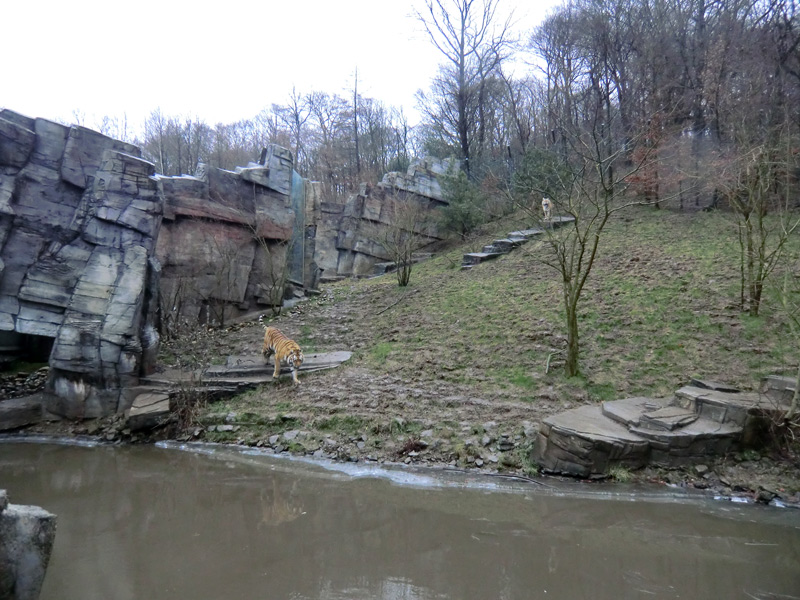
[3, 0, 562, 136]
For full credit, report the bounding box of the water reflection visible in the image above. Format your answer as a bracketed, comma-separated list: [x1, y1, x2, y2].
[0, 440, 798, 600]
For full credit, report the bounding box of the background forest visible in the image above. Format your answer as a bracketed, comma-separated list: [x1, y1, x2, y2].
[80, 0, 798, 212]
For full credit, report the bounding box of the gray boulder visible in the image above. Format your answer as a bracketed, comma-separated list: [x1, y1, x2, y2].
[0, 490, 57, 600]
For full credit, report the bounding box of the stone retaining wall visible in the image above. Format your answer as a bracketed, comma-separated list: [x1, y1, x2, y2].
[314, 158, 452, 279]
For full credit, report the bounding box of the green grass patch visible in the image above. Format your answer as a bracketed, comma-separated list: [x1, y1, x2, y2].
[315, 415, 369, 435]
[369, 342, 394, 364]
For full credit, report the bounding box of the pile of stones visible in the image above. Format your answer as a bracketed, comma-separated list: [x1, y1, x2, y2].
[0, 366, 48, 400]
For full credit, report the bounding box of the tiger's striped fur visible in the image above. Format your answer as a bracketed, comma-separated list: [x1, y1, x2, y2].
[258, 316, 304, 384]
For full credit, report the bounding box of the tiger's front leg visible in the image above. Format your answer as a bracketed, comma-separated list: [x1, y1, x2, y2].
[273, 357, 282, 381]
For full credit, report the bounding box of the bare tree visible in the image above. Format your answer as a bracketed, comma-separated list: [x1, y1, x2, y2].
[416, 0, 514, 178]
[377, 194, 435, 287]
[536, 131, 653, 377]
[716, 126, 800, 317]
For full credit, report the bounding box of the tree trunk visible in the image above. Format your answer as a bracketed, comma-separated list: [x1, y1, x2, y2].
[564, 288, 580, 377]
[745, 216, 759, 316]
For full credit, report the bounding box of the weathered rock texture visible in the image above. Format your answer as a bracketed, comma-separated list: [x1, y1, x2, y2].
[155, 145, 299, 333]
[532, 376, 796, 477]
[0, 110, 304, 420]
[310, 159, 452, 280]
[0, 489, 57, 600]
[0, 110, 160, 419]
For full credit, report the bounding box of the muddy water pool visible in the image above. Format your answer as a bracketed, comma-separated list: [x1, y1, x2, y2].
[1, 439, 798, 600]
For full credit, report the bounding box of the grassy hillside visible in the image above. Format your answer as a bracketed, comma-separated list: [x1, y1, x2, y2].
[319, 206, 798, 403]
[179, 204, 799, 487]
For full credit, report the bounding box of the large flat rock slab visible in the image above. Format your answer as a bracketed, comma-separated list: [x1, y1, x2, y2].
[0, 396, 44, 431]
[630, 417, 741, 466]
[142, 351, 352, 392]
[602, 397, 698, 431]
[207, 351, 353, 378]
[601, 397, 671, 427]
[462, 252, 505, 267]
[535, 388, 761, 476]
[508, 228, 545, 239]
[533, 405, 651, 477]
[125, 391, 171, 431]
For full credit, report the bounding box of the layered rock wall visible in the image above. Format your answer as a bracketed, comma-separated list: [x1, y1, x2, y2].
[0, 110, 451, 420]
[0, 110, 299, 419]
[313, 158, 452, 279]
[155, 145, 296, 331]
[0, 110, 160, 418]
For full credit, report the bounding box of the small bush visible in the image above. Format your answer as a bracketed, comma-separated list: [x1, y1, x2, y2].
[439, 167, 487, 238]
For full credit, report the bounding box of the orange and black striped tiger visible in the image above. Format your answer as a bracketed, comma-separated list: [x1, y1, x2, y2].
[258, 316, 304, 384]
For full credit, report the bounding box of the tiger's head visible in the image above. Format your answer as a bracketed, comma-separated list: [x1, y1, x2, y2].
[287, 349, 304, 370]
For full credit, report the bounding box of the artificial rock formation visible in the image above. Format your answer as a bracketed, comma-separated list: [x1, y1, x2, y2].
[155, 145, 300, 332]
[0, 110, 451, 422]
[0, 110, 160, 419]
[0, 110, 303, 420]
[312, 158, 451, 279]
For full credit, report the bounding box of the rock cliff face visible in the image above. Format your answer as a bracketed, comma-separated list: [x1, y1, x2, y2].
[0, 110, 159, 419]
[0, 110, 450, 421]
[0, 110, 301, 419]
[155, 145, 298, 333]
[312, 158, 452, 279]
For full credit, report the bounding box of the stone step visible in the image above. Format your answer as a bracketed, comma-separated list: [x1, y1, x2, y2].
[602, 396, 671, 427]
[674, 386, 775, 427]
[508, 228, 545, 239]
[206, 351, 353, 378]
[533, 404, 651, 478]
[639, 406, 700, 430]
[602, 396, 699, 431]
[689, 378, 741, 393]
[462, 252, 505, 266]
[488, 238, 524, 253]
[461, 215, 576, 269]
[535, 375, 793, 478]
[141, 352, 352, 390]
[630, 417, 741, 466]
[762, 374, 797, 404]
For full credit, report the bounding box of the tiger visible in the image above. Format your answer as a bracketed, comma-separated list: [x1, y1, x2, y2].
[258, 316, 304, 384]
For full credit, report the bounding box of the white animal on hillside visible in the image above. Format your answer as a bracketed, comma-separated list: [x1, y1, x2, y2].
[542, 197, 552, 221]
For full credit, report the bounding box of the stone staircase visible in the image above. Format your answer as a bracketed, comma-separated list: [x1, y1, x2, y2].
[126, 351, 353, 430]
[461, 216, 575, 270]
[532, 375, 796, 478]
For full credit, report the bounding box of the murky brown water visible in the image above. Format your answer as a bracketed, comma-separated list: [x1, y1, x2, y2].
[1, 440, 798, 600]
